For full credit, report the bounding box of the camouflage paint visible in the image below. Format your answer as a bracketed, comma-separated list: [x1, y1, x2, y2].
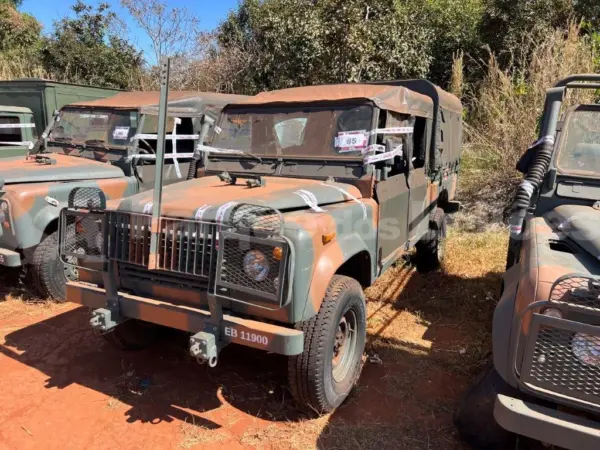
[62, 82, 463, 354]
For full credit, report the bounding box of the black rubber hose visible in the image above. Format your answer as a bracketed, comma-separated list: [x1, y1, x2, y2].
[506, 136, 554, 268]
[187, 155, 199, 180]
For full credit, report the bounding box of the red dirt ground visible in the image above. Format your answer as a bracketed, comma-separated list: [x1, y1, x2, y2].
[0, 230, 506, 450]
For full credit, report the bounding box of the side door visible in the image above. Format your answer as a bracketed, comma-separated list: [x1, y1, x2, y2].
[0, 113, 29, 158]
[375, 112, 430, 272]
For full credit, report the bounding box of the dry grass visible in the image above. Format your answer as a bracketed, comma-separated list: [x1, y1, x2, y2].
[459, 23, 596, 221]
[179, 418, 231, 449]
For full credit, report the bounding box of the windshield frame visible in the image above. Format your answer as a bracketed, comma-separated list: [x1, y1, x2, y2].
[555, 104, 600, 178]
[208, 100, 378, 163]
[47, 106, 140, 151]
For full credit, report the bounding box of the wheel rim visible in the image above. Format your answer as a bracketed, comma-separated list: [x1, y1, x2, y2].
[63, 255, 79, 282]
[332, 309, 358, 383]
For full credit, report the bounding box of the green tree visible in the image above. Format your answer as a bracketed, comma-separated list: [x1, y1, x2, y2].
[41, 1, 143, 88]
[0, 2, 41, 52]
[216, 0, 433, 94]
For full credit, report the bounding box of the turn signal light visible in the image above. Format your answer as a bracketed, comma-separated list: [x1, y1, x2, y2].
[272, 246, 283, 261]
[3, 221, 9, 229]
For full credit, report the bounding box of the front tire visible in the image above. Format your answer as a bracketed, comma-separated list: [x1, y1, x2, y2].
[31, 230, 75, 301]
[288, 275, 367, 414]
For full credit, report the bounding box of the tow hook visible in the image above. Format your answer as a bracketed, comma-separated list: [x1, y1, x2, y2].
[89, 308, 122, 331]
[189, 331, 219, 367]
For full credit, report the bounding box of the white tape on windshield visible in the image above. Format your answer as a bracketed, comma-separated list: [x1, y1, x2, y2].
[172, 118, 182, 179]
[143, 202, 153, 214]
[370, 126, 414, 135]
[131, 133, 199, 141]
[215, 201, 238, 225]
[361, 144, 385, 155]
[321, 183, 367, 219]
[195, 145, 244, 155]
[294, 190, 325, 212]
[0, 123, 35, 129]
[0, 141, 34, 149]
[194, 204, 212, 221]
[128, 152, 196, 161]
[364, 144, 403, 164]
[529, 135, 555, 149]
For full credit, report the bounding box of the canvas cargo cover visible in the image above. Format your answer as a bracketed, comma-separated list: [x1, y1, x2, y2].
[70, 91, 248, 110]
[233, 84, 434, 118]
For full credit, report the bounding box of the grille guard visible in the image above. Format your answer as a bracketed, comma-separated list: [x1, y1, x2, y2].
[59, 202, 292, 305]
[511, 273, 600, 413]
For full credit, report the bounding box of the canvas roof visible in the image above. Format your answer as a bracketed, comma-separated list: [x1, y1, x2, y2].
[70, 91, 248, 109]
[232, 84, 434, 118]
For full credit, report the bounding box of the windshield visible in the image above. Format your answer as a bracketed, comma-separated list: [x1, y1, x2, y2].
[557, 107, 600, 176]
[211, 103, 374, 159]
[48, 108, 138, 147]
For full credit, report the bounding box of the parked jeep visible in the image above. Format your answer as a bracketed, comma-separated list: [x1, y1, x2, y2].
[59, 77, 462, 413]
[456, 75, 600, 449]
[0, 90, 247, 299]
[0, 106, 37, 158]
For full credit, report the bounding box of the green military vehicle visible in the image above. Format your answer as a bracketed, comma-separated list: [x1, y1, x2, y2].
[59, 64, 462, 413]
[456, 75, 600, 449]
[0, 78, 123, 146]
[0, 106, 38, 158]
[0, 90, 247, 300]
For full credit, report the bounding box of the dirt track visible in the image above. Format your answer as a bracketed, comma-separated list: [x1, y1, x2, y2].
[0, 231, 506, 450]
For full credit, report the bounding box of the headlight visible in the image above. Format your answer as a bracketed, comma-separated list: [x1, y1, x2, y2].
[243, 250, 270, 282]
[572, 333, 600, 367]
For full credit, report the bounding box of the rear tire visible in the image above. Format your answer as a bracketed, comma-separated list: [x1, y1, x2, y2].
[416, 207, 446, 272]
[288, 275, 367, 414]
[102, 319, 162, 351]
[31, 230, 74, 301]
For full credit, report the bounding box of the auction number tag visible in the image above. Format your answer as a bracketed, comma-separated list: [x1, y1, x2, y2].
[112, 126, 130, 140]
[335, 131, 368, 152]
[225, 327, 269, 346]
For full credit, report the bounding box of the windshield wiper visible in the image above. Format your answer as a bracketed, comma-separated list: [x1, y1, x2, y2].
[51, 137, 73, 143]
[84, 139, 108, 149]
[239, 151, 262, 163]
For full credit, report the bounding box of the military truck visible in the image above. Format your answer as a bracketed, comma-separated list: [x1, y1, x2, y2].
[456, 75, 600, 449]
[0, 78, 122, 142]
[59, 64, 462, 413]
[0, 106, 37, 158]
[0, 90, 247, 299]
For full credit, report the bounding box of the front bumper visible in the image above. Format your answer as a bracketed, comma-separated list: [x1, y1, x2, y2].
[0, 247, 21, 267]
[494, 393, 600, 450]
[66, 281, 304, 356]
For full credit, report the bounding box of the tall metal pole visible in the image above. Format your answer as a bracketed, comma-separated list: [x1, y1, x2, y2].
[148, 56, 171, 270]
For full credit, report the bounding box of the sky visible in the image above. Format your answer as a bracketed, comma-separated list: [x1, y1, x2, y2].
[20, 0, 240, 64]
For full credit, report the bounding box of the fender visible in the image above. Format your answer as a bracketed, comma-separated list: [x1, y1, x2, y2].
[493, 262, 520, 387]
[302, 232, 371, 321]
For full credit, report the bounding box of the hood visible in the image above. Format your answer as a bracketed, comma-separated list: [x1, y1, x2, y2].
[0, 154, 124, 185]
[546, 204, 600, 259]
[113, 176, 363, 221]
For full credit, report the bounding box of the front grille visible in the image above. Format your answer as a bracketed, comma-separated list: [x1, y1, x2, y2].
[107, 212, 218, 280]
[522, 314, 600, 407]
[107, 212, 151, 265]
[550, 274, 600, 313]
[157, 218, 218, 278]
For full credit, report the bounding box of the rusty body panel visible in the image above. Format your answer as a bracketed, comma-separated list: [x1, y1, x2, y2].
[492, 75, 600, 448]
[60, 79, 462, 363]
